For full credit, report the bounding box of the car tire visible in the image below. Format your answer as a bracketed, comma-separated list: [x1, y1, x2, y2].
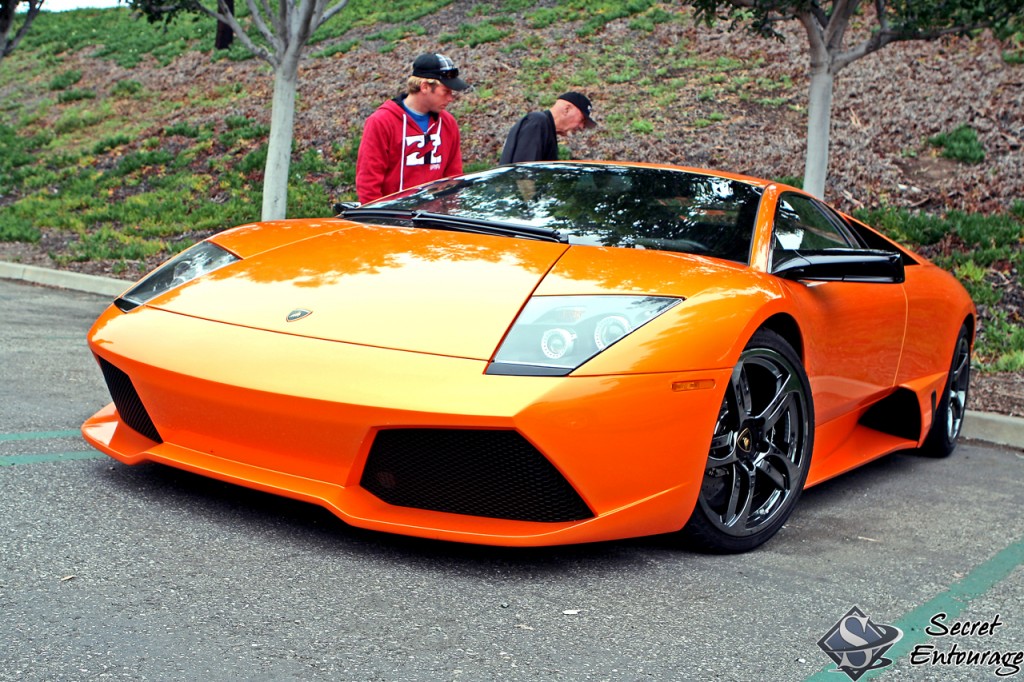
[920, 322, 971, 458]
[681, 329, 814, 553]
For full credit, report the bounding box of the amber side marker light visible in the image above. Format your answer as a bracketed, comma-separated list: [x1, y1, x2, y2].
[672, 379, 716, 392]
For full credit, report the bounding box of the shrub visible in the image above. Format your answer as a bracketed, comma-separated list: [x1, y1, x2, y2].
[239, 145, 268, 173]
[53, 104, 112, 133]
[315, 39, 360, 58]
[775, 175, 803, 189]
[0, 216, 41, 242]
[48, 70, 82, 91]
[165, 122, 200, 138]
[928, 125, 985, 164]
[112, 150, 175, 176]
[111, 80, 144, 97]
[220, 116, 270, 147]
[440, 21, 512, 47]
[58, 89, 96, 103]
[92, 135, 132, 154]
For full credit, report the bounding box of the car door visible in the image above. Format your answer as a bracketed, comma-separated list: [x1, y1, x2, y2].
[769, 192, 908, 424]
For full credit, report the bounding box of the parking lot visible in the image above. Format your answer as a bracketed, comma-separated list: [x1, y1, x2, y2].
[1, 278, 1022, 681]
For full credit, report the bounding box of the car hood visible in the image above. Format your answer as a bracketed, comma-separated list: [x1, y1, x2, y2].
[146, 223, 749, 360]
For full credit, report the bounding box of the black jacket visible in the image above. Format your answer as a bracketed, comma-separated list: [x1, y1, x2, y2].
[499, 111, 558, 164]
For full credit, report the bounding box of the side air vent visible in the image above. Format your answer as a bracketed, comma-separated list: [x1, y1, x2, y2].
[361, 429, 593, 523]
[97, 357, 163, 443]
[860, 388, 922, 441]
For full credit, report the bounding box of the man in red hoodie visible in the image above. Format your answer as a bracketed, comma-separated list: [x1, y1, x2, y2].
[355, 53, 470, 204]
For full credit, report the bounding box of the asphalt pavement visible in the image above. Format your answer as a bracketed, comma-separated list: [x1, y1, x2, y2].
[1, 271, 1023, 681]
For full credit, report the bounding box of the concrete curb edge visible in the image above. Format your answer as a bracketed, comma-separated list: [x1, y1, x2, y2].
[1, 260, 127, 298]
[963, 411, 1024, 450]
[3, 260, 1021, 450]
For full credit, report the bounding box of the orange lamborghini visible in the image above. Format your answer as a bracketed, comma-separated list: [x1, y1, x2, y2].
[82, 162, 975, 552]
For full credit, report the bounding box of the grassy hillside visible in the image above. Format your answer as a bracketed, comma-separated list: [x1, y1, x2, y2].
[0, 1, 1022, 372]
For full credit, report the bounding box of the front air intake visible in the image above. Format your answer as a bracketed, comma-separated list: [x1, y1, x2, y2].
[361, 429, 593, 523]
[97, 357, 162, 443]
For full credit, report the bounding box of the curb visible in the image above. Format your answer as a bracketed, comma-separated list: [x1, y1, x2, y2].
[2, 260, 1022, 450]
[963, 411, 1024, 450]
[0, 261, 127, 298]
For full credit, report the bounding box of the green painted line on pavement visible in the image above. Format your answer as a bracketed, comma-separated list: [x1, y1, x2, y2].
[0, 451, 104, 466]
[803, 534, 1024, 681]
[0, 430, 81, 442]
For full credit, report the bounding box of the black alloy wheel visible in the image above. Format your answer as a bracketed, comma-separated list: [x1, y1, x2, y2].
[921, 322, 972, 457]
[682, 329, 814, 553]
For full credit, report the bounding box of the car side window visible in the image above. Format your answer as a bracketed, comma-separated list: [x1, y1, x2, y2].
[773, 193, 854, 251]
[771, 193, 864, 270]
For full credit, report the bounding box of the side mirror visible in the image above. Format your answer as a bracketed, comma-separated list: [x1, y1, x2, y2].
[773, 248, 905, 284]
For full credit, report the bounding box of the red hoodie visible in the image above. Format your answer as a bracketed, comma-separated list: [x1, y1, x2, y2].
[355, 96, 464, 204]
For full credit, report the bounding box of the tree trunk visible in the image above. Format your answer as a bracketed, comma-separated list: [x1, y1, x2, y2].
[803, 61, 834, 199]
[214, 0, 234, 50]
[261, 54, 300, 221]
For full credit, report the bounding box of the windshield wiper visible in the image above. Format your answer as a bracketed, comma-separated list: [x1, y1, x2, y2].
[341, 207, 565, 243]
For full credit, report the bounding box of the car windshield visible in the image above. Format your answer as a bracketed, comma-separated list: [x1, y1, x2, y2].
[365, 163, 763, 263]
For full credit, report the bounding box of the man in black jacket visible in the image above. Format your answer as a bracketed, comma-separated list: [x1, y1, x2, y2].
[499, 92, 597, 164]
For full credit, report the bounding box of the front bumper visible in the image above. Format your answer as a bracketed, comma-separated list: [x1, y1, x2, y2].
[83, 305, 730, 546]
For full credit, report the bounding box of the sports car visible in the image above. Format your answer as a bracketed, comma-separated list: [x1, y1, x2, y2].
[82, 161, 975, 552]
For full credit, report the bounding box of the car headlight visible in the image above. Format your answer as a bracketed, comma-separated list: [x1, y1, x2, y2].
[487, 295, 681, 376]
[115, 241, 239, 312]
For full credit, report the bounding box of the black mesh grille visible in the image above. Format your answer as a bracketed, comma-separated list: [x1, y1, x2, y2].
[97, 357, 162, 443]
[361, 429, 593, 523]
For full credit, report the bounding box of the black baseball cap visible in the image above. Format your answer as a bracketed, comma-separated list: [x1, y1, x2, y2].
[558, 92, 597, 128]
[411, 53, 469, 91]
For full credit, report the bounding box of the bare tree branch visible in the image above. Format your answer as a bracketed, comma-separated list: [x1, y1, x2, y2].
[240, 0, 279, 53]
[321, 0, 348, 24]
[1, 0, 44, 60]
[824, 0, 857, 50]
[835, 20, 999, 71]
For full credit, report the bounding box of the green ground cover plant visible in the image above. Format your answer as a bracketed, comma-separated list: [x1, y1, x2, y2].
[440, 19, 513, 48]
[47, 69, 82, 90]
[928, 125, 986, 165]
